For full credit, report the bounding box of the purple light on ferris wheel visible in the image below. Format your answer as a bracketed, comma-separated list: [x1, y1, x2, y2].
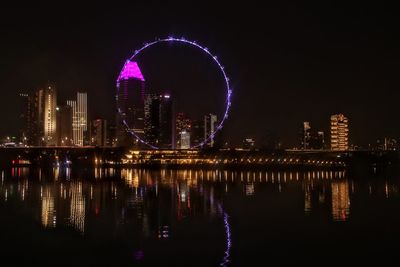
[117, 60, 145, 82]
[118, 36, 233, 149]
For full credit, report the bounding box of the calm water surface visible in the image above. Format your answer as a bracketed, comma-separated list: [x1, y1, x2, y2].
[0, 167, 399, 266]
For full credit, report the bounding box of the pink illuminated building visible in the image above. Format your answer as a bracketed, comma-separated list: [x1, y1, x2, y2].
[116, 61, 146, 147]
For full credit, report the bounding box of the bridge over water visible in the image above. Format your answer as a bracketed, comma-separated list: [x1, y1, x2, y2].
[0, 147, 398, 172]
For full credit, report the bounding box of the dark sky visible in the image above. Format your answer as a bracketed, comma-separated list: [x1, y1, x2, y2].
[0, 1, 398, 147]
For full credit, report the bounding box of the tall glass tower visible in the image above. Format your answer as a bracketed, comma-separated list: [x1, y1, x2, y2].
[67, 92, 87, 146]
[41, 85, 57, 146]
[144, 93, 173, 149]
[116, 60, 146, 148]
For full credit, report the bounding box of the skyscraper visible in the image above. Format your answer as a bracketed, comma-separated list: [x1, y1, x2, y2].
[204, 114, 217, 147]
[179, 131, 191, 149]
[91, 119, 107, 147]
[144, 93, 173, 148]
[67, 92, 88, 146]
[175, 112, 192, 148]
[106, 124, 117, 147]
[20, 89, 42, 146]
[27, 92, 40, 146]
[299, 121, 311, 150]
[40, 85, 57, 146]
[18, 93, 30, 145]
[57, 105, 73, 146]
[330, 114, 349, 151]
[116, 60, 146, 148]
[191, 119, 204, 147]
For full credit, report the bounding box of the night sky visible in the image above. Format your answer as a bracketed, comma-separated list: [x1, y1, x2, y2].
[0, 2, 398, 147]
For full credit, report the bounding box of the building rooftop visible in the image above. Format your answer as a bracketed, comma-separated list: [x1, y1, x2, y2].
[117, 60, 145, 82]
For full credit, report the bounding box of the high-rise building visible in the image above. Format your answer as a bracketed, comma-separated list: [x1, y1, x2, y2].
[330, 114, 349, 151]
[27, 92, 40, 146]
[191, 119, 204, 147]
[299, 121, 312, 150]
[175, 112, 191, 148]
[144, 93, 173, 148]
[18, 93, 30, 145]
[19, 89, 45, 146]
[116, 60, 146, 148]
[38, 85, 57, 146]
[66, 100, 76, 142]
[106, 124, 117, 147]
[160, 94, 173, 148]
[67, 92, 88, 146]
[91, 119, 107, 147]
[204, 114, 217, 147]
[57, 105, 73, 146]
[179, 130, 191, 149]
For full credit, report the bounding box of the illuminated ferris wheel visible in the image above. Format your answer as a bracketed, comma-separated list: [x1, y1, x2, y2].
[116, 37, 232, 149]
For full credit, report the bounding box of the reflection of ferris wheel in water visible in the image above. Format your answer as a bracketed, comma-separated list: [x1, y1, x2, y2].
[116, 37, 232, 149]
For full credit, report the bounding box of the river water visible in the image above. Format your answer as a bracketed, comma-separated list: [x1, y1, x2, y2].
[0, 167, 399, 266]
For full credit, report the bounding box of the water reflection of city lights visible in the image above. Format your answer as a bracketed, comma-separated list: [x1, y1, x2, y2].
[3, 166, 400, 266]
[158, 225, 170, 239]
[220, 210, 231, 267]
[245, 183, 255, 196]
[70, 182, 85, 234]
[41, 187, 56, 228]
[331, 181, 350, 221]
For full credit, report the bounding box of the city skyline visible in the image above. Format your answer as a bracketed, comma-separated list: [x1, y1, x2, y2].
[7, 83, 397, 150]
[12, 76, 225, 149]
[9, 78, 396, 151]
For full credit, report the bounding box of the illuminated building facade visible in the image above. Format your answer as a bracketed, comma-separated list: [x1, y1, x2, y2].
[299, 121, 311, 150]
[175, 112, 191, 148]
[18, 88, 50, 146]
[35, 85, 57, 146]
[67, 92, 88, 146]
[116, 60, 145, 148]
[179, 130, 191, 149]
[330, 114, 349, 151]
